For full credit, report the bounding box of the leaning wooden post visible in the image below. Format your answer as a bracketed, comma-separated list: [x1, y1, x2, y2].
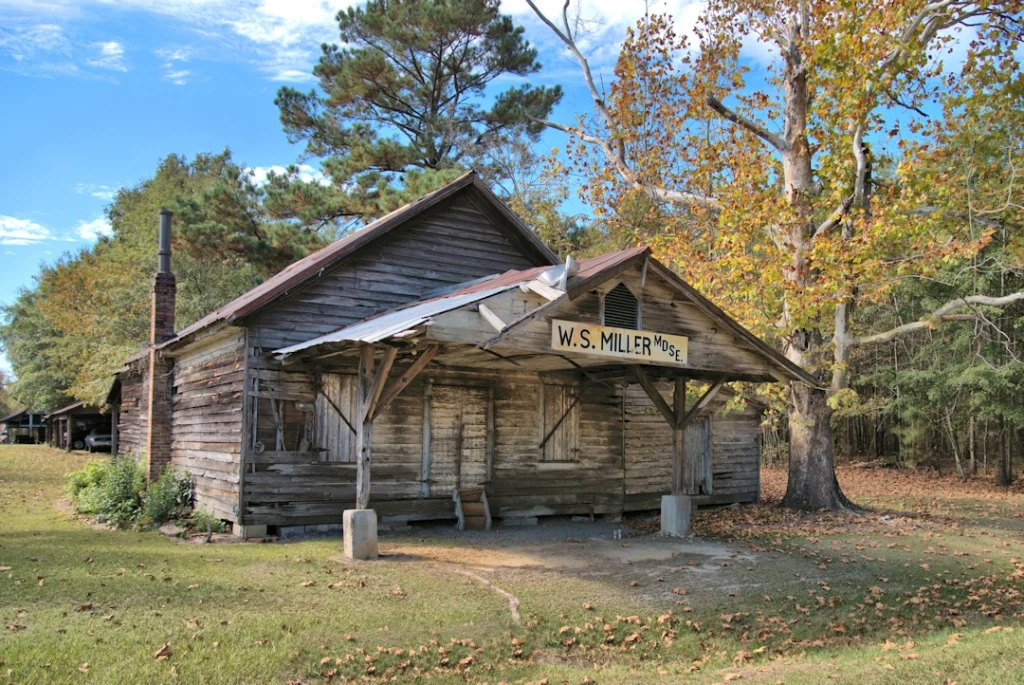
[345, 344, 379, 560]
[661, 375, 691, 537]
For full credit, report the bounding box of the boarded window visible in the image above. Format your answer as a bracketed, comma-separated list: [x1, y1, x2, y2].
[602, 283, 640, 329]
[315, 373, 356, 462]
[541, 384, 580, 461]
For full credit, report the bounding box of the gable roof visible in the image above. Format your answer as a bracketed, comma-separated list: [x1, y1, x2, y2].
[168, 171, 559, 346]
[273, 247, 817, 387]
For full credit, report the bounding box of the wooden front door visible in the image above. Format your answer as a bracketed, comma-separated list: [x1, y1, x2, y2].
[683, 415, 712, 495]
[429, 385, 491, 496]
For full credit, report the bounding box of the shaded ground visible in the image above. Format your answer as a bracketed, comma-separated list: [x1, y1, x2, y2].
[2, 447, 1024, 684]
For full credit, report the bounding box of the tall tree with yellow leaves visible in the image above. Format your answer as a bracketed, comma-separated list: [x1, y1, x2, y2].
[527, 0, 1024, 509]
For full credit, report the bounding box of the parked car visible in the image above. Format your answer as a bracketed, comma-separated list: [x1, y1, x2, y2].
[84, 426, 112, 453]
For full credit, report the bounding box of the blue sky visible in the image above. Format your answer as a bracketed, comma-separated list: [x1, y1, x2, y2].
[0, 0, 967, 376]
[2, 0, 719, 374]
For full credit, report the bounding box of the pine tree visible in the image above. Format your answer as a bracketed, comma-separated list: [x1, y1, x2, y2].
[274, 0, 562, 224]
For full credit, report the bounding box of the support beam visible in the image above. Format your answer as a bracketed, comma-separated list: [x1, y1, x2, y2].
[672, 377, 686, 495]
[363, 345, 397, 422]
[477, 303, 506, 332]
[355, 345, 374, 510]
[371, 345, 440, 421]
[677, 378, 726, 431]
[631, 367, 676, 427]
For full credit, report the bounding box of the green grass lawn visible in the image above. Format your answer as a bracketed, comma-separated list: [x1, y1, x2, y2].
[2, 445, 1024, 684]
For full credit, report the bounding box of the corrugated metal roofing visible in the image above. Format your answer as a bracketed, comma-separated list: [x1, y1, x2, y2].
[274, 285, 517, 357]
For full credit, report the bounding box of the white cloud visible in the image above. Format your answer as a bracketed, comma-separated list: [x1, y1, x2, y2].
[156, 45, 193, 84]
[165, 68, 191, 85]
[248, 163, 330, 186]
[75, 216, 112, 241]
[0, 22, 78, 76]
[75, 183, 117, 201]
[0, 215, 53, 245]
[86, 40, 127, 71]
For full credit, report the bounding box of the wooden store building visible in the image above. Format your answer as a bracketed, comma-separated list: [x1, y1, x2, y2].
[110, 172, 813, 543]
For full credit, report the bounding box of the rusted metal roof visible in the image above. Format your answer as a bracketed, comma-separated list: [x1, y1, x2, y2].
[169, 171, 558, 346]
[274, 285, 517, 356]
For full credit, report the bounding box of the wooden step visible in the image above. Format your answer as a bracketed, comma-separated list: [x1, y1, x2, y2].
[463, 515, 487, 530]
[453, 488, 492, 531]
[459, 489, 484, 503]
[462, 502, 486, 516]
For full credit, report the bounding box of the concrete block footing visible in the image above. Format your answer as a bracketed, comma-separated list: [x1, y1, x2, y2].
[343, 509, 379, 560]
[233, 523, 267, 540]
[660, 494, 692, 537]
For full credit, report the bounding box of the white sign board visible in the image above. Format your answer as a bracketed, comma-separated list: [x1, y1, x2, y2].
[550, 319, 688, 367]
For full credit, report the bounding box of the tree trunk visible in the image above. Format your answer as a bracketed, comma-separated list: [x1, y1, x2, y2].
[781, 381, 859, 510]
[968, 417, 976, 475]
[997, 417, 1009, 487]
[780, 329, 859, 511]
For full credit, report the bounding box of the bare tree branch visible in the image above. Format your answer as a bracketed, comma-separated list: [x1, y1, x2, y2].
[523, 1, 719, 210]
[706, 96, 789, 153]
[852, 292, 1024, 346]
[812, 195, 855, 239]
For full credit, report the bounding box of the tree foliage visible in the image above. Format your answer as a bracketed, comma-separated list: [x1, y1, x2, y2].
[0, 152, 330, 409]
[275, 0, 562, 224]
[529, 0, 1024, 505]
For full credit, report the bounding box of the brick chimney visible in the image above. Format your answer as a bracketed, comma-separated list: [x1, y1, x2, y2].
[151, 209, 176, 344]
[146, 209, 176, 481]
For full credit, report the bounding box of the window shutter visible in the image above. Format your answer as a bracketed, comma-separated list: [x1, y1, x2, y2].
[603, 283, 640, 329]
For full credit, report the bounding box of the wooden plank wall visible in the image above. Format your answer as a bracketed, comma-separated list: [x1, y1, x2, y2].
[116, 370, 148, 457]
[242, 363, 428, 526]
[459, 265, 776, 380]
[489, 378, 623, 519]
[170, 330, 247, 522]
[624, 381, 761, 509]
[237, 365, 762, 526]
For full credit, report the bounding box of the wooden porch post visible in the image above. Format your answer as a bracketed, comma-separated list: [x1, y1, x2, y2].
[65, 417, 72, 452]
[673, 377, 687, 495]
[111, 406, 120, 456]
[355, 345, 375, 510]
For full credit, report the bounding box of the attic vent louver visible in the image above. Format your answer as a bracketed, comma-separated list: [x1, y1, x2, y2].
[603, 283, 640, 329]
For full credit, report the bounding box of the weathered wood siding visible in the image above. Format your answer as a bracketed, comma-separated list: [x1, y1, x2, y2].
[488, 378, 624, 519]
[116, 369, 148, 457]
[624, 381, 760, 509]
[245, 192, 542, 352]
[170, 330, 247, 522]
[242, 362, 429, 526]
[709, 411, 761, 502]
[237, 364, 762, 527]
